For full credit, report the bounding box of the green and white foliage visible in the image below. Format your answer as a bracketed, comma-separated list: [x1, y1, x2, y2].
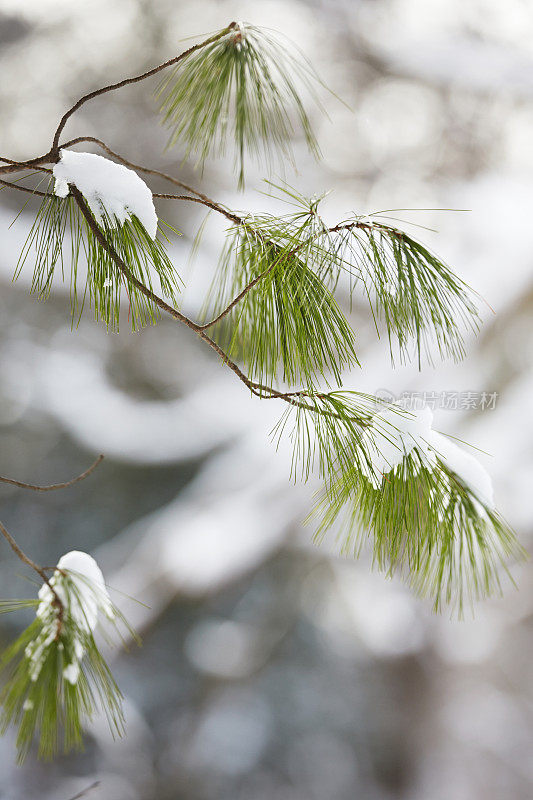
[206, 185, 481, 393]
[156, 22, 322, 187]
[331, 218, 481, 366]
[0, 18, 526, 764]
[15, 151, 181, 331]
[0, 551, 133, 763]
[209, 218, 360, 388]
[275, 397, 523, 614]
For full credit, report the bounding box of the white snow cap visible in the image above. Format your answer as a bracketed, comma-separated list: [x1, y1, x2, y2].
[362, 403, 495, 510]
[43, 550, 114, 631]
[53, 150, 158, 239]
[428, 430, 494, 509]
[31, 550, 114, 685]
[361, 404, 434, 488]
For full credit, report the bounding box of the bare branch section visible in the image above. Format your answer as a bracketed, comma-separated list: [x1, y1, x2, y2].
[70, 185, 332, 414]
[0, 522, 49, 584]
[66, 781, 101, 800]
[0, 457, 105, 621]
[51, 24, 238, 154]
[0, 522, 65, 633]
[0, 454, 104, 492]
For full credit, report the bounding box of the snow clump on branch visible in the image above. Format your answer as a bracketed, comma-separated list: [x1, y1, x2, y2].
[362, 403, 494, 512]
[53, 150, 158, 238]
[28, 550, 114, 685]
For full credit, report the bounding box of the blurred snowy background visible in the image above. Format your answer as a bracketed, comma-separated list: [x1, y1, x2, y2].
[1, 0, 533, 798]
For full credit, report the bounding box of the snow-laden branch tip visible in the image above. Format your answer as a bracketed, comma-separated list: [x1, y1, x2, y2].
[31, 550, 114, 685]
[53, 150, 158, 238]
[362, 403, 494, 512]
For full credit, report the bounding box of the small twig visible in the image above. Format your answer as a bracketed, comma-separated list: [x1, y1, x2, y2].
[0, 178, 53, 198]
[153, 191, 242, 224]
[0, 152, 55, 176]
[51, 24, 238, 154]
[59, 136, 223, 207]
[0, 454, 104, 493]
[0, 521, 49, 585]
[0, 521, 64, 637]
[65, 781, 101, 800]
[0, 156, 52, 175]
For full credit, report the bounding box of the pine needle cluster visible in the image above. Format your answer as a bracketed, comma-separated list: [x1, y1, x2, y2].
[210, 218, 360, 387]
[332, 219, 481, 365]
[156, 22, 322, 187]
[274, 394, 523, 613]
[0, 568, 135, 763]
[15, 186, 181, 331]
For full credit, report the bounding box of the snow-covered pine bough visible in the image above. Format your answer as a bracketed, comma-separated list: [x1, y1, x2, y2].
[0, 21, 525, 761]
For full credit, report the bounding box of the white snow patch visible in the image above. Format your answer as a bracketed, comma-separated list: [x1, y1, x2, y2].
[361, 404, 435, 487]
[53, 150, 158, 238]
[428, 430, 494, 510]
[361, 403, 494, 512]
[28, 550, 113, 684]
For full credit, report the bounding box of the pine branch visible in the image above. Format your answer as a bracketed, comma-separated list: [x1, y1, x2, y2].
[273, 396, 525, 614]
[156, 22, 322, 187]
[0, 566, 129, 762]
[0, 20, 522, 633]
[207, 220, 360, 387]
[0, 460, 132, 762]
[15, 182, 182, 332]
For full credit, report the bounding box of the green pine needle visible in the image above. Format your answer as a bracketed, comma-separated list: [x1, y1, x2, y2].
[334, 220, 481, 366]
[156, 23, 322, 187]
[208, 219, 360, 388]
[14, 186, 182, 332]
[274, 394, 525, 614]
[0, 572, 135, 763]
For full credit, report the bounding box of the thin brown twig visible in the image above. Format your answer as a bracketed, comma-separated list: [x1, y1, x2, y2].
[0, 521, 49, 584]
[0, 178, 52, 198]
[65, 781, 101, 800]
[51, 24, 238, 154]
[0, 156, 52, 175]
[70, 185, 338, 413]
[58, 136, 220, 207]
[0, 454, 104, 492]
[0, 520, 64, 633]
